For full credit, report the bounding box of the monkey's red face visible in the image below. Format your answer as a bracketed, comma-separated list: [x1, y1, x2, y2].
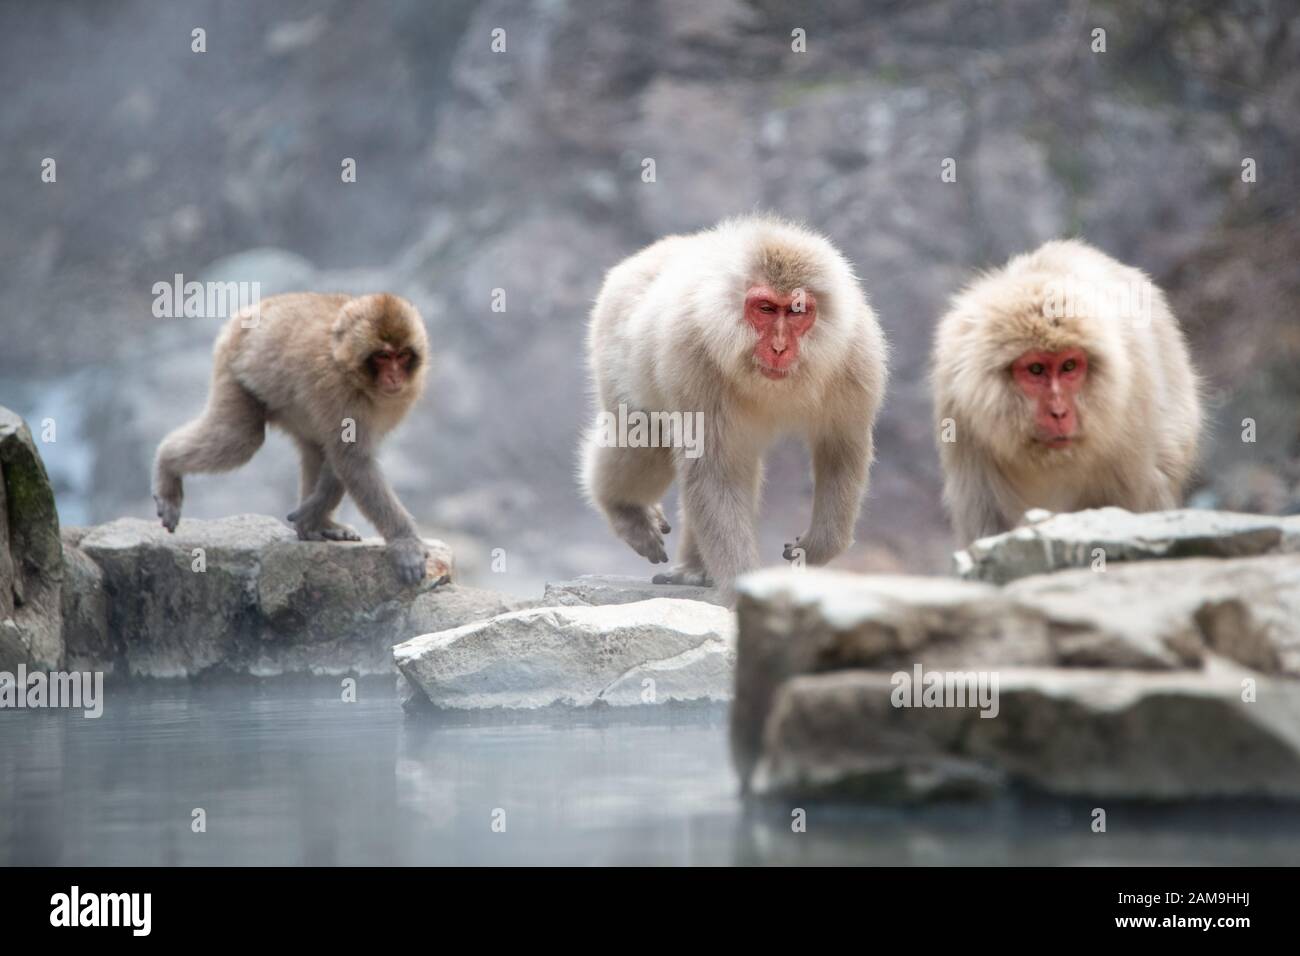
[1011, 347, 1087, 447]
[744, 286, 817, 380]
[368, 346, 417, 396]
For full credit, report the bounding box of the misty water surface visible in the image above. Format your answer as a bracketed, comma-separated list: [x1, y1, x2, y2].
[4, 682, 1300, 865]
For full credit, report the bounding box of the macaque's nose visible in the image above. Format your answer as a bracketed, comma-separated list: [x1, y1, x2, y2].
[770, 321, 788, 353]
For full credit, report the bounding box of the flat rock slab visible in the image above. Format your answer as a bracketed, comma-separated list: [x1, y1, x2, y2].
[80, 513, 295, 554]
[956, 507, 1300, 584]
[542, 574, 724, 607]
[752, 664, 1300, 802]
[395, 598, 734, 710]
[74, 515, 459, 677]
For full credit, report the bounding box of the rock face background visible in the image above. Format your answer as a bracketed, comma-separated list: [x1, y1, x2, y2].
[1, 1, 1297, 594]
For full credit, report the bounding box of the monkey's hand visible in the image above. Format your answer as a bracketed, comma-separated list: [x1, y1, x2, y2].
[609, 503, 671, 565]
[387, 536, 428, 586]
[652, 565, 712, 587]
[154, 494, 181, 533]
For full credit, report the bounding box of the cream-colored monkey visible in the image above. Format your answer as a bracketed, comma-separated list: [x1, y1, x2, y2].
[932, 239, 1202, 544]
[582, 216, 889, 595]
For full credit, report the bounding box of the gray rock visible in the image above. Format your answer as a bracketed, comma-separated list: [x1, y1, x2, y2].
[405, 584, 522, 638]
[542, 574, 724, 607]
[752, 664, 1300, 802]
[75, 515, 461, 677]
[395, 598, 734, 710]
[0, 407, 63, 670]
[733, 554, 1300, 798]
[1008, 553, 1300, 675]
[78, 515, 290, 677]
[248, 535, 455, 677]
[731, 568, 1055, 785]
[956, 508, 1300, 584]
[59, 532, 111, 673]
[60, 525, 91, 548]
[753, 670, 1005, 802]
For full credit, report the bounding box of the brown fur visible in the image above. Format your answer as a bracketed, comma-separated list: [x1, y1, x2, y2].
[152, 292, 432, 584]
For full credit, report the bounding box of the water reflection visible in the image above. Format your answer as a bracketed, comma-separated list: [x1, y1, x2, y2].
[2, 681, 1298, 865]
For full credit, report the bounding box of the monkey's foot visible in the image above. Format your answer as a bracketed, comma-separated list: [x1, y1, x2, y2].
[387, 537, 428, 586]
[154, 495, 181, 533]
[294, 519, 362, 542]
[287, 505, 362, 542]
[609, 503, 671, 564]
[652, 565, 712, 587]
[319, 521, 362, 541]
[783, 535, 828, 564]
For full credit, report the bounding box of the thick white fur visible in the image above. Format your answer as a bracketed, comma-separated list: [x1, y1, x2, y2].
[582, 215, 889, 594]
[932, 239, 1203, 544]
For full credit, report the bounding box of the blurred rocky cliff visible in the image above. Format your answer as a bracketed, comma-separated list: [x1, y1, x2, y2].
[1, 0, 1296, 594]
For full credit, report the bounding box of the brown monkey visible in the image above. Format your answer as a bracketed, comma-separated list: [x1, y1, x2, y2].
[581, 216, 889, 596]
[931, 239, 1202, 544]
[152, 292, 432, 584]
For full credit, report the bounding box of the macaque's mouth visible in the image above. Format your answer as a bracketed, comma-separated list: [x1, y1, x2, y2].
[1037, 434, 1076, 448]
[757, 364, 794, 380]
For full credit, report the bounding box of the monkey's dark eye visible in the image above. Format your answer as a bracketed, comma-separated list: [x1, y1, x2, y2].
[759, 304, 776, 314]
[1062, 359, 1076, 373]
[1028, 363, 1045, 376]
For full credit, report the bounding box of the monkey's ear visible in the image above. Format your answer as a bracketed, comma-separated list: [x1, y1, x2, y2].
[332, 299, 367, 367]
[333, 296, 365, 334]
[331, 308, 350, 343]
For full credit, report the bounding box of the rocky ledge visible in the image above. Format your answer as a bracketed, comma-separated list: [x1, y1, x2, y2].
[48, 513, 736, 685]
[732, 511, 1300, 802]
[955, 507, 1300, 583]
[58, 516, 518, 678]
